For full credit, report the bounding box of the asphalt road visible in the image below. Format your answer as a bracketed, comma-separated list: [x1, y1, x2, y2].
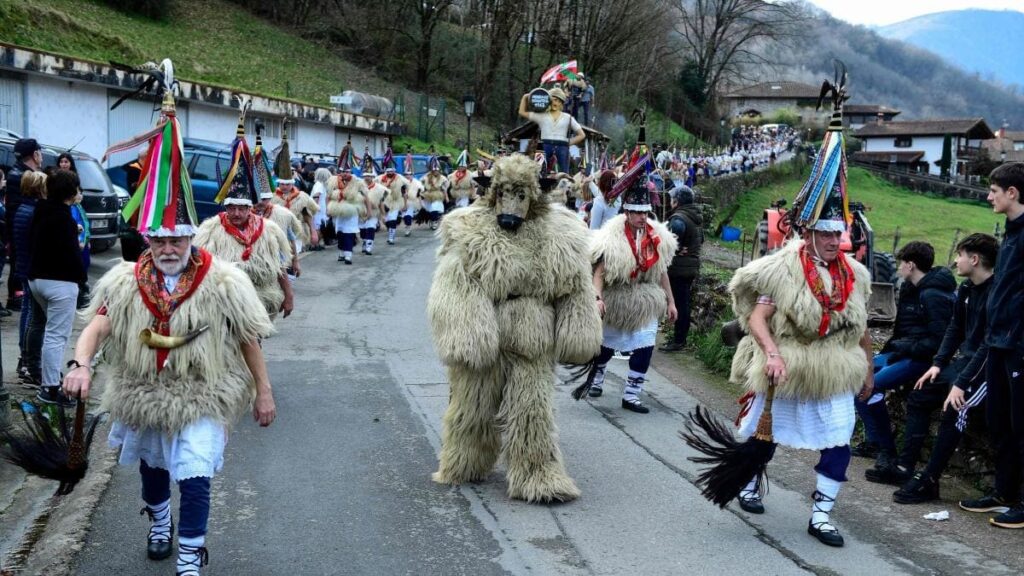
[68, 228, 1003, 575]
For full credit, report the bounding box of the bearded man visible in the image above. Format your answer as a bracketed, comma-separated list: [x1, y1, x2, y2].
[63, 87, 276, 576]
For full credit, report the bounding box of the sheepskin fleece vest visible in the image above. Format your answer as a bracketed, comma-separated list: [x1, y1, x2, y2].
[87, 258, 274, 434]
[194, 216, 289, 317]
[378, 174, 409, 211]
[728, 240, 872, 400]
[591, 215, 678, 332]
[272, 191, 319, 244]
[422, 173, 449, 203]
[364, 182, 386, 219]
[261, 205, 301, 249]
[327, 176, 367, 219]
[449, 170, 474, 199]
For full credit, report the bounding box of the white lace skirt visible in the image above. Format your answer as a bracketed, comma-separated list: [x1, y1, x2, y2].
[109, 417, 227, 481]
[737, 392, 855, 450]
[601, 319, 658, 352]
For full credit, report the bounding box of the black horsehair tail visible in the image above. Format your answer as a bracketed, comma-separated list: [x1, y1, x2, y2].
[1, 403, 103, 496]
[565, 358, 600, 400]
[679, 405, 774, 508]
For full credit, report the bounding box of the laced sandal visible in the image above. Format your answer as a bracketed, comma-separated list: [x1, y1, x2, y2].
[807, 491, 844, 547]
[176, 544, 209, 576]
[737, 490, 765, 514]
[621, 398, 650, 414]
[140, 506, 173, 560]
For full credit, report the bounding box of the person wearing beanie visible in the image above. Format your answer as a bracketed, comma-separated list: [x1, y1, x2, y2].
[660, 185, 703, 352]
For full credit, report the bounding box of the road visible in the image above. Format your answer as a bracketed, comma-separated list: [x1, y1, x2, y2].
[64, 229, 1006, 575]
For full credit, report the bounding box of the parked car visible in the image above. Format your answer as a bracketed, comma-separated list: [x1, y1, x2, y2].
[0, 136, 121, 253]
[371, 154, 452, 180]
[108, 137, 232, 225]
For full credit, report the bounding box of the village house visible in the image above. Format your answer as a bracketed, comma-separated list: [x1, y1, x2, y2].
[983, 126, 1024, 164]
[0, 43, 398, 167]
[721, 81, 822, 120]
[852, 118, 994, 177]
[843, 104, 901, 130]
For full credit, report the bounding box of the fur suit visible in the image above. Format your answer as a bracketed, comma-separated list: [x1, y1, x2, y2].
[590, 214, 678, 332]
[326, 174, 368, 220]
[729, 239, 871, 400]
[448, 168, 475, 206]
[85, 255, 274, 434]
[428, 155, 603, 503]
[377, 173, 410, 216]
[272, 189, 319, 245]
[194, 215, 290, 319]
[363, 180, 386, 221]
[258, 203, 302, 257]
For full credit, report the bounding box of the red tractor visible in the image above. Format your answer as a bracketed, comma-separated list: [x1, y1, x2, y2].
[755, 198, 897, 323]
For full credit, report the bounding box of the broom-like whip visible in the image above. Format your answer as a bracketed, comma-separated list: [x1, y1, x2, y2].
[1, 401, 104, 496]
[680, 379, 778, 508]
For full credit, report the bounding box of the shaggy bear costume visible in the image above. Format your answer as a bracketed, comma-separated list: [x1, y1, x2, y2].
[428, 154, 602, 503]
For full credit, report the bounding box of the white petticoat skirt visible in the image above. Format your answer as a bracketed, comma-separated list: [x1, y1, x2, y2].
[601, 319, 658, 352]
[385, 209, 400, 222]
[109, 417, 228, 481]
[359, 217, 379, 229]
[455, 197, 470, 208]
[334, 215, 359, 234]
[426, 200, 444, 213]
[737, 392, 855, 450]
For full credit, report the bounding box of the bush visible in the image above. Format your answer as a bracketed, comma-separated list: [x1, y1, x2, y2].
[697, 154, 807, 210]
[768, 108, 800, 127]
[104, 0, 170, 20]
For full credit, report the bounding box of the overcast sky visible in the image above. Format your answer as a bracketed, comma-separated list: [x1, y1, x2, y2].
[805, 0, 1024, 26]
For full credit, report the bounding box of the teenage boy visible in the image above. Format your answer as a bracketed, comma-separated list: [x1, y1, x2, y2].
[959, 162, 1024, 529]
[892, 233, 998, 503]
[861, 241, 956, 484]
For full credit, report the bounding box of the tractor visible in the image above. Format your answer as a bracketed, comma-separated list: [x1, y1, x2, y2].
[754, 198, 897, 324]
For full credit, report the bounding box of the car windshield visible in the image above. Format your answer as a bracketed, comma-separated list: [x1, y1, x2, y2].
[75, 159, 113, 192]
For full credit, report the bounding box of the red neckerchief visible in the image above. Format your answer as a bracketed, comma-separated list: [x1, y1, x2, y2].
[381, 173, 397, 186]
[366, 180, 376, 190]
[799, 246, 855, 337]
[135, 247, 213, 372]
[453, 168, 468, 183]
[218, 212, 265, 261]
[340, 173, 353, 186]
[625, 222, 661, 279]
[252, 203, 271, 219]
[275, 187, 300, 209]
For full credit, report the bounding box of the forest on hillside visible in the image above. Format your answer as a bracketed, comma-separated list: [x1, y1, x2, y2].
[108, 0, 1024, 138]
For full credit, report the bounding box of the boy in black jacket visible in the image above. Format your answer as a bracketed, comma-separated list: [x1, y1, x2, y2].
[861, 241, 957, 484]
[892, 234, 998, 503]
[959, 162, 1024, 529]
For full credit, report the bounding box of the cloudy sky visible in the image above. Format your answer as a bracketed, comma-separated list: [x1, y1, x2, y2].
[805, 0, 1024, 26]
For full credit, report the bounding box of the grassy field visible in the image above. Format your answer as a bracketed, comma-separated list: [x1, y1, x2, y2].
[0, 0, 491, 149]
[725, 166, 1002, 261]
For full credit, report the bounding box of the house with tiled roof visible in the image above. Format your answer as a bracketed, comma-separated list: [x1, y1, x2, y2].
[852, 118, 994, 176]
[722, 81, 821, 119]
[983, 127, 1024, 163]
[843, 105, 901, 130]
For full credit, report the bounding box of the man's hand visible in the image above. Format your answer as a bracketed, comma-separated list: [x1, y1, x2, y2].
[292, 259, 301, 278]
[764, 355, 787, 385]
[253, 390, 276, 427]
[666, 302, 678, 323]
[596, 299, 606, 317]
[915, 366, 941, 390]
[281, 295, 294, 318]
[858, 372, 875, 402]
[310, 229, 319, 246]
[943, 385, 966, 412]
[63, 365, 92, 400]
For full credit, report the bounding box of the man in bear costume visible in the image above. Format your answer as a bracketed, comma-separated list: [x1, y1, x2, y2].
[427, 154, 603, 503]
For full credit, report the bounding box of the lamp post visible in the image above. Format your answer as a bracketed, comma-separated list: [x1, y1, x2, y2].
[463, 94, 476, 152]
[720, 118, 727, 146]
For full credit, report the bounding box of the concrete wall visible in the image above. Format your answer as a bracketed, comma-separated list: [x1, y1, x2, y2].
[188, 105, 241, 144]
[25, 77, 108, 160]
[297, 122, 336, 156]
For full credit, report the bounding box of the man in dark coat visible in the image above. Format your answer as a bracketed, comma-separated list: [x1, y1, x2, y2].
[5, 138, 43, 309]
[660, 185, 703, 352]
[860, 241, 956, 484]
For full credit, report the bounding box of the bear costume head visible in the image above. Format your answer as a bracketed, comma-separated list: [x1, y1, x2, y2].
[474, 154, 558, 232]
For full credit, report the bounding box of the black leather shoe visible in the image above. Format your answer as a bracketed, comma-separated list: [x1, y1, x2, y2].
[140, 507, 173, 561]
[587, 387, 603, 398]
[893, 473, 939, 505]
[737, 494, 765, 514]
[622, 398, 650, 414]
[807, 520, 844, 547]
[148, 537, 173, 561]
[659, 341, 686, 352]
[865, 463, 911, 486]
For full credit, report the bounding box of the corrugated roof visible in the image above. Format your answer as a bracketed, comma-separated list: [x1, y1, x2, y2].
[854, 118, 994, 139]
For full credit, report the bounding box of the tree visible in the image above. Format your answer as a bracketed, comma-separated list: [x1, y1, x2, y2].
[939, 134, 952, 179]
[671, 0, 803, 113]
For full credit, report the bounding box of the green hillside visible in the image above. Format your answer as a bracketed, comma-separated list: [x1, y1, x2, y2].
[727, 167, 1002, 260]
[0, 0, 488, 151]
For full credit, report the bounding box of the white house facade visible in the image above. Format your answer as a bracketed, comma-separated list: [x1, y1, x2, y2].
[852, 119, 994, 177]
[0, 43, 399, 168]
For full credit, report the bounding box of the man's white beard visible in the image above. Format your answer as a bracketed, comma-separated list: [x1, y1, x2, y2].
[155, 256, 188, 276]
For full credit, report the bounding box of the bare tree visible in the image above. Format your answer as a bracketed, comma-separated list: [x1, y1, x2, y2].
[672, 0, 804, 111]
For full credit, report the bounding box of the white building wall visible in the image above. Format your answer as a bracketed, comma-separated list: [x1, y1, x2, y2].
[187, 105, 241, 145]
[862, 135, 946, 175]
[297, 122, 336, 156]
[26, 77, 108, 160]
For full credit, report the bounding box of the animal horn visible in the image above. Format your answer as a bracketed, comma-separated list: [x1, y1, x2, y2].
[140, 326, 210, 349]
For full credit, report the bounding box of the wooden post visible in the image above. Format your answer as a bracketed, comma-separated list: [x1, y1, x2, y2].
[740, 231, 746, 266]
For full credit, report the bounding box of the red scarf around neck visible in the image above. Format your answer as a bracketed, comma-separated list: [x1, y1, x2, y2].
[135, 247, 213, 372]
[625, 222, 661, 279]
[453, 168, 468, 183]
[799, 245, 855, 337]
[276, 188, 300, 209]
[218, 212, 265, 261]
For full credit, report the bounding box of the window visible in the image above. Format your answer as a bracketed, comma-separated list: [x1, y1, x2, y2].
[244, 116, 281, 139]
[1014, 142, 1024, 151]
[894, 136, 912, 148]
[190, 154, 223, 182]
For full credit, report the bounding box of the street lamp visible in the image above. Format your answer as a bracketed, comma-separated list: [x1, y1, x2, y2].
[720, 118, 727, 145]
[463, 94, 476, 152]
